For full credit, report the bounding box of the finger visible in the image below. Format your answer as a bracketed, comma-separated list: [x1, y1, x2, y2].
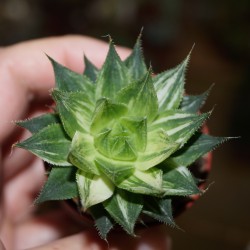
[13, 209, 83, 250]
[0, 215, 14, 250]
[0, 35, 131, 142]
[4, 157, 45, 222]
[0, 240, 6, 250]
[27, 225, 171, 250]
[21, 231, 106, 250]
[108, 224, 171, 250]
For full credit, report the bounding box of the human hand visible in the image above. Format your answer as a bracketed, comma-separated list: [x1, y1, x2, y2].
[0, 35, 171, 250]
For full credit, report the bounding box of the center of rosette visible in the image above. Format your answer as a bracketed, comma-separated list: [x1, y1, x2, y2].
[90, 98, 147, 162]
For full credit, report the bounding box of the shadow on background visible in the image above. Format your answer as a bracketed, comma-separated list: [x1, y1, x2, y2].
[1, 0, 249, 249]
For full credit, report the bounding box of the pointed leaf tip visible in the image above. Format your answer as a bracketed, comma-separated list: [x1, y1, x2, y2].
[35, 167, 78, 203]
[154, 53, 190, 112]
[48, 56, 95, 94]
[117, 69, 158, 122]
[83, 55, 99, 82]
[124, 32, 147, 81]
[95, 42, 129, 99]
[104, 190, 143, 235]
[16, 124, 71, 166]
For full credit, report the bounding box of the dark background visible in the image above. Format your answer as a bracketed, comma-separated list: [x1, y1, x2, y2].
[1, 1, 250, 249]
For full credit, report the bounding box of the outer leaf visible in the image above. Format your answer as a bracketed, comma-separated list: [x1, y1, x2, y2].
[48, 56, 95, 94]
[104, 189, 143, 235]
[89, 204, 114, 240]
[16, 113, 60, 134]
[83, 55, 99, 82]
[117, 168, 164, 196]
[76, 170, 114, 209]
[153, 54, 190, 112]
[52, 90, 94, 137]
[95, 41, 129, 99]
[90, 98, 128, 134]
[143, 197, 176, 227]
[136, 129, 178, 171]
[150, 110, 210, 147]
[163, 166, 201, 196]
[124, 34, 147, 81]
[180, 85, 213, 113]
[117, 70, 158, 122]
[68, 132, 100, 175]
[165, 133, 229, 168]
[16, 124, 71, 166]
[36, 166, 78, 203]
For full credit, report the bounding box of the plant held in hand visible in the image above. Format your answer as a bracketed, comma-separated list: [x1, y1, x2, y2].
[16, 36, 227, 239]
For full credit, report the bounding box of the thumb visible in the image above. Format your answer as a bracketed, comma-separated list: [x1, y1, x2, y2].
[0, 240, 5, 250]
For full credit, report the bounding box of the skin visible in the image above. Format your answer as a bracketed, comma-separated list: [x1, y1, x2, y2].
[0, 35, 170, 250]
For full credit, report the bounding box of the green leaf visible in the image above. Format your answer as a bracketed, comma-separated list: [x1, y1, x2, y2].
[117, 168, 164, 196]
[162, 166, 201, 196]
[117, 70, 158, 122]
[143, 197, 176, 227]
[153, 54, 190, 112]
[95, 41, 129, 99]
[95, 157, 134, 185]
[76, 170, 114, 209]
[136, 129, 178, 171]
[89, 204, 114, 240]
[83, 55, 99, 82]
[16, 113, 60, 134]
[16, 124, 71, 166]
[180, 85, 213, 113]
[52, 89, 94, 137]
[150, 110, 210, 147]
[165, 133, 229, 168]
[124, 34, 147, 81]
[48, 56, 95, 94]
[36, 166, 78, 203]
[68, 132, 100, 175]
[120, 116, 147, 152]
[94, 128, 137, 161]
[104, 189, 143, 235]
[90, 98, 128, 135]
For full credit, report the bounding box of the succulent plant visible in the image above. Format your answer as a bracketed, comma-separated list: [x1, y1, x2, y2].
[16, 35, 227, 239]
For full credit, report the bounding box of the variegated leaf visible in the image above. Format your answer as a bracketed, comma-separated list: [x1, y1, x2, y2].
[143, 197, 176, 227]
[90, 98, 128, 135]
[150, 110, 210, 147]
[48, 56, 95, 95]
[117, 70, 158, 122]
[165, 133, 229, 168]
[120, 116, 147, 152]
[104, 189, 143, 235]
[118, 168, 164, 196]
[136, 129, 178, 171]
[76, 170, 114, 209]
[94, 128, 137, 161]
[16, 124, 71, 166]
[36, 166, 78, 203]
[68, 132, 100, 175]
[124, 34, 147, 81]
[180, 85, 213, 113]
[95, 41, 129, 99]
[89, 204, 114, 240]
[95, 156, 134, 185]
[163, 166, 201, 196]
[16, 113, 60, 134]
[153, 54, 190, 112]
[52, 89, 94, 138]
[83, 55, 99, 83]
